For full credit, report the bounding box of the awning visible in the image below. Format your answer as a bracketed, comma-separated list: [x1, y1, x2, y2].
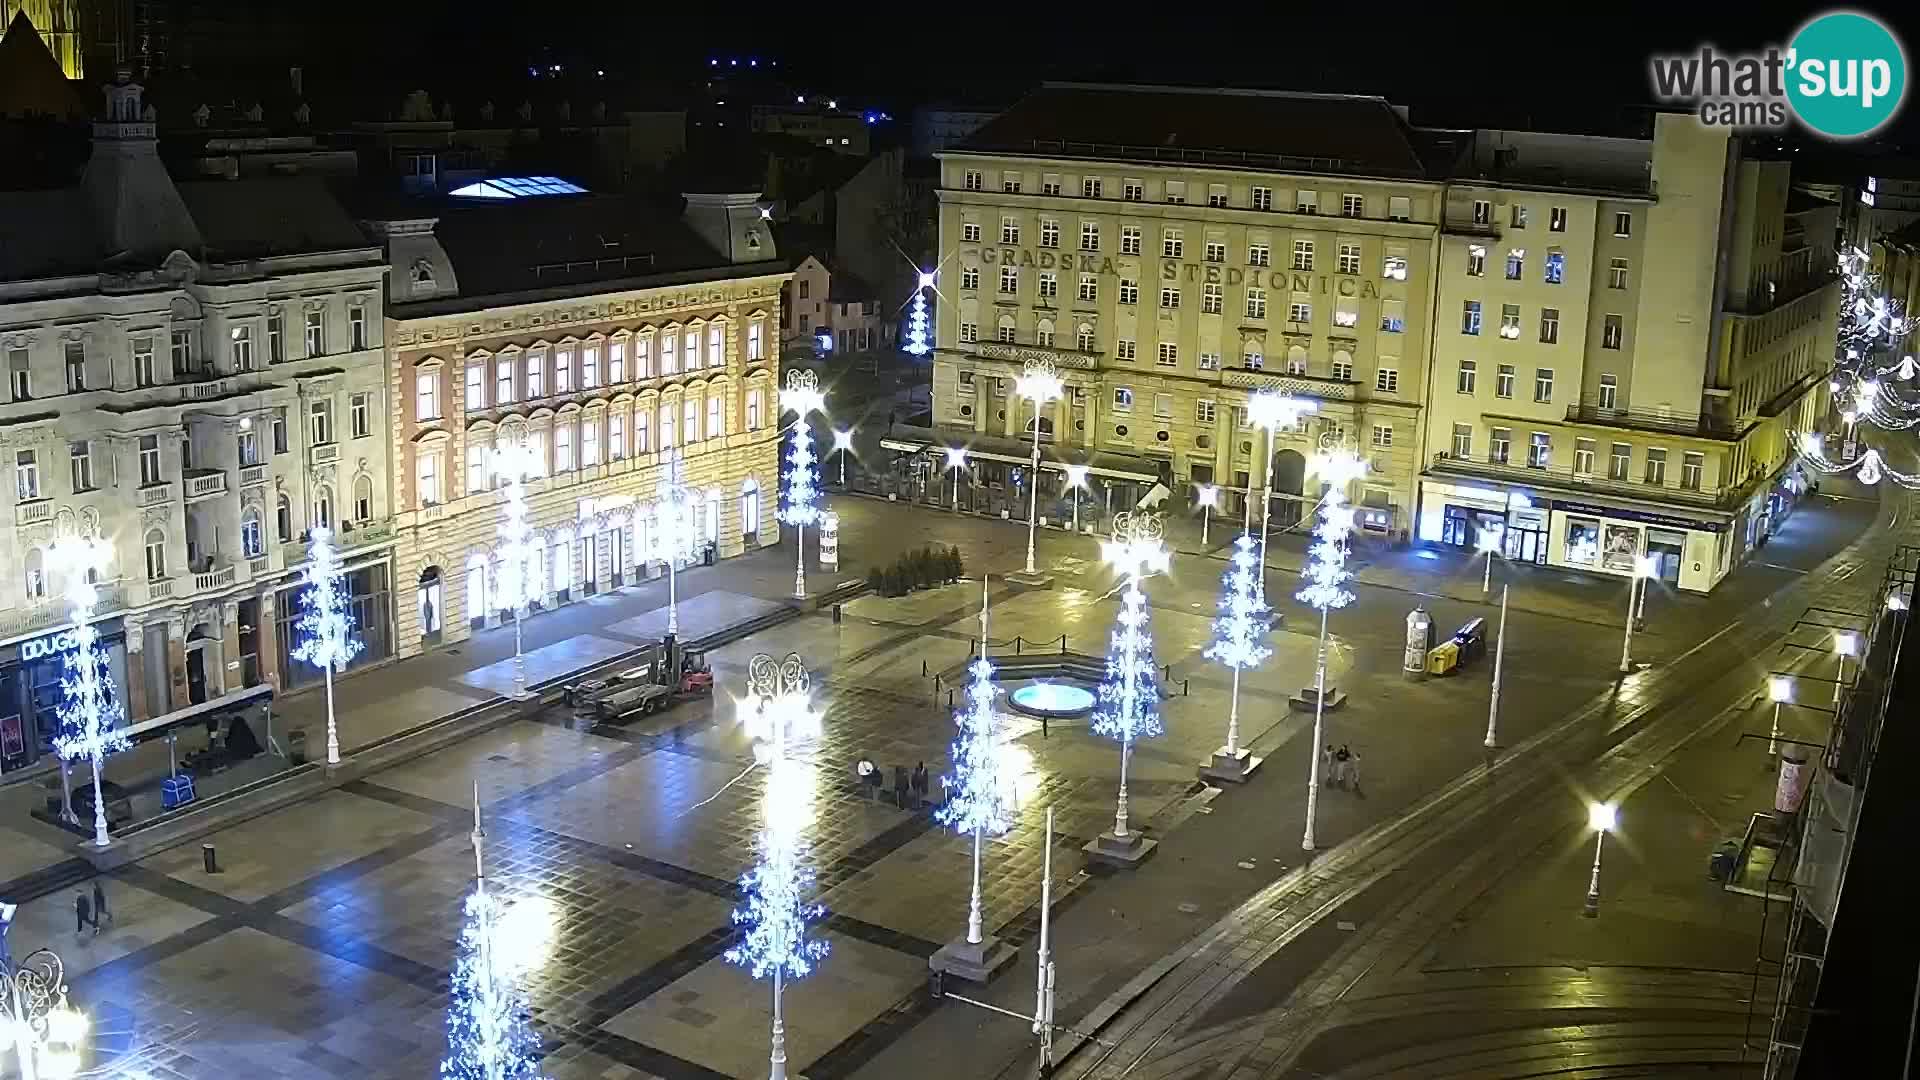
[118, 684, 274, 746]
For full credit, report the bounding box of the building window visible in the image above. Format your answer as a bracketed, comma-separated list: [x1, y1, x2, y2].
[144, 529, 166, 581]
[637, 336, 656, 378]
[746, 321, 764, 362]
[1462, 301, 1483, 335]
[584, 418, 602, 465]
[959, 322, 978, 343]
[1380, 300, 1405, 333]
[1164, 181, 1186, 204]
[1598, 373, 1618, 410]
[1490, 427, 1511, 464]
[1162, 229, 1183, 258]
[1077, 326, 1096, 352]
[1645, 448, 1668, 485]
[581, 344, 600, 388]
[1383, 249, 1408, 280]
[1119, 279, 1139, 305]
[1539, 308, 1560, 344]
[1112, 387, 1133, 411]
[1682, 451, 1704, 491]
[554, 424, 574, 471]
[1574, 438, 1596, 476]
[1251, 187, 1273, 211]
[1608, 259, 1629, 289]
[238, 429, 260, 467]
[1506, 250, 1524, 280]
[1160, 287, 1180, 309]
[962, 223, 981, 243]
[133, 336, 157, 387]
[310, 399, 333, 444]
[1457, 358, 1477, 394]
[353, 475, 372, 520]
[1042, 175, 1062, 196]
[352, 392, 371, 438]
[349, 306, 368, 350]
[267, 315, 284, 363]
[1466, 245, 1486, 276]
[637, 408, 651, 450]
[1451, 423, 1472, 458]
[1122, 179, 1143, 202]
[1000, 266, 1019, 294]
[1001, 216, 1020, 245]
[1544, 251, 1565, 285]
[1331, 356, 1354, 381]
[1248, 243, 1270, 267]
[242, 507, 264, 558]
[1039, 272, 1058, 299]
[1040, 219, 1059, 248]
[276, 495, 292, 541]
[7, 349, 28, 401]
[1296, 190, 1318, 214]
[272, 410, 288, 454]
[465, 362, 486, 409]
[1602, 314, 1623, 350]
[682, 330, 697, 374]
[1528, 432, 1551, 468]
[1342, 193, 1364, 217]
[1119, 226, 1141, 255]
[997, 322, 1017, 343]
[1376, 368, 1399, 393]
[415, 371, 440, 421]
[1511, 204, 1529, 228]
[1292, 240, 1314, 271]
[1495, 364, 1515, 398]
[467, 444, 488, 493]
[1613, 211, 1632, 237]
[961, 266, 979, 290]
[497, 358, 516, 403]
[1196, 400, 1216, 424]
[1500, 304, 1521, 339]
[1199, 352, 1219, 371]
[1609, 443, 1631, 481]
[964, 170, 983, 191]
[1472, 199, 1492, 225]
[63, 340, 87, 391]
[1289, 300, 1312, 323]
[170, 329, 194, 375]
[1205, 241, 1226, 263]
[609, 412, 626, 458]
[1203, 283, 1223, 314]
[1284, 352, 1306, 375]
[1208, 184, 1228, 208]
[1156, 342, 1178, 366]
[1037, 324, 1054, 346]
[1371, 423, 1392, 448]
[304, 310, 325, 356]
[416, 449, 442, 504]
[1388, 196, 1411, 221]
[1338, 243, 1361, 275]
[1082, 177, 1102, 199]
[1534, 367, 1554, 402]
[1549, 206, 1568, 232]
[1078, 274, 1097, 302]
[1080, 222, 1099, 251]
[13, 449, 38, 501]
[217, 327, 247, 375]
[1116, 339, 1136, 362]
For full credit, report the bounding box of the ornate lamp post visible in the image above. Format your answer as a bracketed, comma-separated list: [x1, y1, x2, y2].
[492, 442, 543, 700]
[1087, 511, 1169, 868]
[652, 448, 699, 638]
[944, 446, 968, 511]
[1298, 440, 1367, 852]
[1617, 554, 1658, 674]
[780, 370, 826, 601]
[1195, 484, 1218, 549]
[1247, 391, 1318, 600]
[1477, 527, 1501, 593]
[1015, 357, 1065, 577]
[1582, 801, 1618, 917]
[290, 526, 363, 767]
[49, 535, 128, 848]
[1064, 464, 1090, 535]
[1, 944, 88, 1080]
[831, 428, 855, 488]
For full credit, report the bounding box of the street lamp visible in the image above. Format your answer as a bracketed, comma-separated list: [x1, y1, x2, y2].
[780, 370, 826, 601]
[1768, 675, 1793, 756]
[0, 945, 88, 1080]
[944, 446, 968, 511]
[1096, 512, 1170, 850]
[1484, 584, 1509, 749]
[1834, 630, 1859, 704]
[1617, 555, 1657, 674]
[1195, 484, 1218, 549]
[49, 534, 128, 848]
[1476, 528, 1500, 593]
[1582, 801, 1617, 917]
[831, 428, 855, 488]
[1015, 358, 1065, 576]
[1299, 441, 1367, 852]
[492, 441, 543, 700]
[652, 449, 699, 638]
[1633, 553, 1657, 627]
[1247, 391, 1317, 600]
[1064, 464, 1090, 535]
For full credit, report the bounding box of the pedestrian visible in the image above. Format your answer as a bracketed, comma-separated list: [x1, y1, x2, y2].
[1334, 745, 1352, 789]
[1320, 744, 1335, 787]
[911, 762, 929, 809]
[894, 765, 910, 810]
[1040, 711, 1050, 739]
[92, 879, 111, 929]
[1348, 750, 1364, 797]
[74, 891, 91, 938]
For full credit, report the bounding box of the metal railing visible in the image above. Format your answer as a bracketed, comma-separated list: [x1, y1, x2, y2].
[1564, 401, 1745, 439]
[1428, 451, 1742, 508]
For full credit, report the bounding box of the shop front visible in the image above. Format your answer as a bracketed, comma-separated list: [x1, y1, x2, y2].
[1547, 499, 1730, 593]
[0, 619, 132, 774]
[274, 561, 395, 690]
[1418, 480, 1521, 553]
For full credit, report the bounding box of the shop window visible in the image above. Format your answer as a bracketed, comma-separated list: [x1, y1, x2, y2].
[1565, 519, 1600, 565]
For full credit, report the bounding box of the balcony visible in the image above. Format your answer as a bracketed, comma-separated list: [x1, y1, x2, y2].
[240, 464, 269, 487]
[147, 577, 175, 601]
[279, 516, 397, 568]
[1428, 451, 1742, 509]
[193, 562, 237, 593]
[248, 556, 272, 578]
[973, 341, 1099, 370]
[0, 584, 126, 639]
[1724, 269, 1838, 317]
[14, 498, 51, 526]
[182, 469, 228, 501]
[1443, 214, 1501, 239]
[137, 484, 173, 507]
[310, 442, 340, 465]
[1222, 368, 1356, 400]
[1563, 401, 1748, 441]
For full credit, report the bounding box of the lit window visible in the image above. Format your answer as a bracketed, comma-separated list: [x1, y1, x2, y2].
[415, 371, 440, 421]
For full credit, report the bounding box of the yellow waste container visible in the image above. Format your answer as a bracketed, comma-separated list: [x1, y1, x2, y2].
[1426, 641, 1460, 676]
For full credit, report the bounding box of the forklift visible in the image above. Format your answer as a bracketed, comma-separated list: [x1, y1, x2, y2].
[564, 635, 713, 723]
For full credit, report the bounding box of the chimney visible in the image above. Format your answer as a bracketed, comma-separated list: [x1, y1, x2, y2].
[682, 191, 776, 264]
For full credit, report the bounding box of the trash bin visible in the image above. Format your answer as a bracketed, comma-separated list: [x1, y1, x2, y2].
[1452, 618, 1487, 665]
[1426, 641, 1460, 675]
[288, 728, 308, 766]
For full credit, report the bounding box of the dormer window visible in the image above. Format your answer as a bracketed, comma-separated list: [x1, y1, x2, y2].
[746, 228, 762, 251]
[411, 259, 436, 295]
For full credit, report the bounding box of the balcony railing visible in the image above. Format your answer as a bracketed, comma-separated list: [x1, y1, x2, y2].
[1428, 451, 1742, 509]
[148, 577, 175, 601]
[193, 563, 236, 592]
[14, 498, 51, 526]
[310, 442, 340, 465]
[973, 341, 1099, 370]
[280, 517, 396, 568]
[183, 469, 228, 500]
[1563, 401, 1747, 440]
[137, 484, 173, 507]
[1222, 368, 1357, 400]
[240, 464, 269, 487]
[248, 556, 271, 578]
[0, 583, 127, 639]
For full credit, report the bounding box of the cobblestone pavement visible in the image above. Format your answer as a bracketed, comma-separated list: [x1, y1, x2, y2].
[0, 480, 1879, 1080]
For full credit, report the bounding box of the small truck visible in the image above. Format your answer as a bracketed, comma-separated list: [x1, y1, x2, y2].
[565, 640, 713, 723]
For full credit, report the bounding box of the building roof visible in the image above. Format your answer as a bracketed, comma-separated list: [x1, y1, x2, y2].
[952, 83, 1431, 180]
[176, 177, 375, 261]
[0, 11, 83, 120]
[0, 187, 97, 277]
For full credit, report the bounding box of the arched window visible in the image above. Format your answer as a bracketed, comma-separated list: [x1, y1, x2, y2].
[741, 477, 761, 536]
[144, 529, 167, 580]
[354, 475, 374, 521]
[276, 494, 293, 542]
[313, 485, 334, 531]
[23, 548, 45, 600]
[241, 506, 264, 558]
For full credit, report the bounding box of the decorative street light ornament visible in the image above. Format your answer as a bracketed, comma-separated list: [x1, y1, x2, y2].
[903, 270, 933, 357]
[1797, 431, 1920, 489]
[779, 370, 824, 600]
[1086, 511, 1167, 868]
[727, 652, 828, 1080]
[1201, 533, 1272, 782]
[1245, 391, 1319, 599]
[493, 441, 543, 700]
[50, 534, 129, 848]
[1063, 463, 1091, 535]
[944, 446, 968, 510]
[0, 944, 88, 1080]
[1297, 442, 1366, 852]
[1014, 357, 1066, 577]
[291, 526, 365, 767]
[652, 449, 699, 636]
[441, 788, 545, 1080]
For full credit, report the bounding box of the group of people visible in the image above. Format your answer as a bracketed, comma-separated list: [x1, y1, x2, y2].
[1320, 743, 1364, 795]
[74, 880, 112, 938]
[895, 762, 932, 809]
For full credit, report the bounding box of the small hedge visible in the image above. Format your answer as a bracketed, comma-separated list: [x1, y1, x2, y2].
[871, 545, 964, 596]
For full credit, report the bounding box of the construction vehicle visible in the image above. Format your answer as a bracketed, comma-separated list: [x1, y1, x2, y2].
[565, 637, 713, 724]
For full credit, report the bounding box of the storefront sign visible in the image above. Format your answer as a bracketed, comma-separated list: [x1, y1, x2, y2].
[1552, 500, 1728, 534]
[21, 628, 80, 663]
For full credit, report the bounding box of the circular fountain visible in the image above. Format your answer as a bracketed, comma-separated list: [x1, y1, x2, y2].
[1008, 681, 1097, 720]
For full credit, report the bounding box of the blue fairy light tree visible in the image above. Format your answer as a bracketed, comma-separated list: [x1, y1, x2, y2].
[290, 526, 364, 766]
[1092, 512, 1168, 843]
[1203, 533, 1272, 766]
[937, 577, 1014, 947]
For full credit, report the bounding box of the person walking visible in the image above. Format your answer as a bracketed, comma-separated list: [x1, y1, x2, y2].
[894, 765, 911, 810]
[74, 891, 92, 939]
[1348, 749, 1364, 797]
[1320, 744, 1336, 787]
[1334, 745, 1352, 789]
[92, 879, 111, 929]
[911, 762, 929, 809]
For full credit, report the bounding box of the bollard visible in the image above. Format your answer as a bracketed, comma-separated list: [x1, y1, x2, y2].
[922, 659, 929, 677]
[947, 689, 955, 709]
[832, 603, 843, 624]
[1183, 678, 1190, 696]
[202, 843, 219, 874]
